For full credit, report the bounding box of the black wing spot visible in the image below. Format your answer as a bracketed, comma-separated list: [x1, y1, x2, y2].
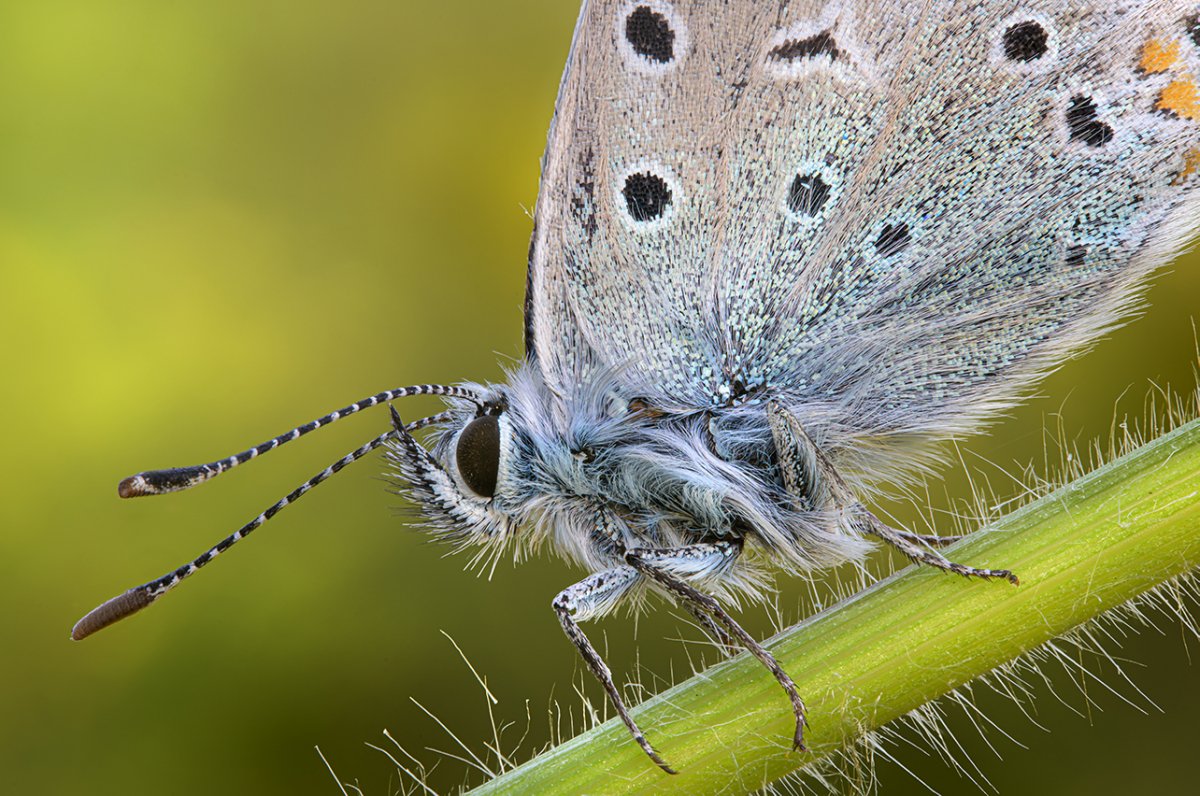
[625, 5, 675, 63]
[874, 222, 911, 257]
[1187, 14, 1200, 48]
[787, 173, 831, 216]
[1003, 20, 1049, 62]
[623, 172, 672, 221]
[1066, 245, 1087, 268]
[1066, 95, 1113, 147]
[770, 31, 839, 61]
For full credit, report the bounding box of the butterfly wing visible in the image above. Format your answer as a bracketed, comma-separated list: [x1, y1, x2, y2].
[526, 1, 1200, 437]
[733, 0, 1200, 446]
[526, 0, 780, 406]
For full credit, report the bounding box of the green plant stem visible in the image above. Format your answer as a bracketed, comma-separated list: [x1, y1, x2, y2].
[471, 419, 1200, 795]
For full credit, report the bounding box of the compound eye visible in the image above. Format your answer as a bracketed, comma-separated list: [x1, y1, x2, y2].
[455, 414, 500, 498]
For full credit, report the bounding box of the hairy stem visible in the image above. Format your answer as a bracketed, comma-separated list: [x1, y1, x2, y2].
[470, 418, 1200, 795]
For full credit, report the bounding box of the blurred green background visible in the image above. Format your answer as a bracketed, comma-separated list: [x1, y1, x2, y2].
[2, 2, 1198, 794]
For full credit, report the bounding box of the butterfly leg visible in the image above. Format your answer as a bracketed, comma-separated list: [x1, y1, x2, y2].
[860, 512, 1019, 585]
[625, 543, 809, 752]
[767, 400, 840, 511]
[886, 529, 969, 547]
[551, 566, 677, 774]
[768, 402, 990, 564]
[680, 600, 739, 655]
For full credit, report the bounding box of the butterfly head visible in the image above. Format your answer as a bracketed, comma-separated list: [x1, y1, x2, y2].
[383, 365, 644, 569]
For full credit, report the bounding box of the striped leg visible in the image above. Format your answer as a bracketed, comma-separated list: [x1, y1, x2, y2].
[768, 402, 992, 564]
[681, 601, 738, 655]
[861, 513, 1019, 585]
[767, 400, 839, 511]
[550, 567, 676, 773]
[625, 543, 809, 753]
[887, 529, 969, 547]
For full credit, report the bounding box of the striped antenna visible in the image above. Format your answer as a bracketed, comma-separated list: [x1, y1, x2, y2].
[71, 410, 451, 641]
[118, 385, 480, 498]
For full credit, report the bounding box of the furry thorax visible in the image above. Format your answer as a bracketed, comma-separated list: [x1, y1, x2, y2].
[385, 362, 874, 610]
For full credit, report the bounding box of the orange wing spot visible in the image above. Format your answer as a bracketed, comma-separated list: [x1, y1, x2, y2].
[1173, 147, 1200, 184]
[1140, 38, 1181, 73]
[1158, 77, 1200, 121]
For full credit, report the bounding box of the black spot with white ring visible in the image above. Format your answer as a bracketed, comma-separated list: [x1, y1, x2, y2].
[874, 222, 911, 257]
[622, 172, 672, 221]
[1066, 95, 1113, 147]
[625, 5, 674, 63]
[1002, 21, 1049, 62]
[787, 173, 831, 216]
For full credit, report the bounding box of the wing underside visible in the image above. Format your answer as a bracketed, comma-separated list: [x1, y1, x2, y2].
[525, 0, 1200, 440]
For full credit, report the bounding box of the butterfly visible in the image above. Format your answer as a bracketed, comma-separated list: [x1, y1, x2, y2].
[74, 0, 1200, 774]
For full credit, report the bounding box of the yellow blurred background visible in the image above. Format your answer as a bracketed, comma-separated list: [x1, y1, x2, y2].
[2, 2, 1197, 794]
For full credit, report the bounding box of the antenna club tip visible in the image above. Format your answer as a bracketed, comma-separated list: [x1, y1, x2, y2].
[71, 588, 155, 640]
[70, 618, 95, 641]
[118, 475, 148, 498]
